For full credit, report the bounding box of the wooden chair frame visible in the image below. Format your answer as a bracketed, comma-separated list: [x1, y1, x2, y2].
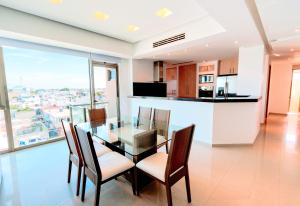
[136, 124, 195, 206]
[88, 108, 107, 124]
[61, 120, 83, 196]
[152, 109, 171, 153]
[74, 125, 136, 206]
[137, 106, 152, 129]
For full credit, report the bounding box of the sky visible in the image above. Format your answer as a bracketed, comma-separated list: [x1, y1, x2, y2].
[3, 46, 92, 89]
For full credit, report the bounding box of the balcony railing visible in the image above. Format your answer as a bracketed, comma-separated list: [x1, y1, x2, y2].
[68, 102, 108, 124]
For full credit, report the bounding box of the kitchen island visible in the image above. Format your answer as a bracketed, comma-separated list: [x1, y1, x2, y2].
[129, 96, 262, 146]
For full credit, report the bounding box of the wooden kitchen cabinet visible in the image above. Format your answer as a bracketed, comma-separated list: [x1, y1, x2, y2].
[178, 64, 196, 98]
[199, 65, 214, 73]
[218, 57, 238, 76]
[166, 67, 177, 81]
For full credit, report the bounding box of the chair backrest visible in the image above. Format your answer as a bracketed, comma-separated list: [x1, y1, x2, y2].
[88, 108, 107, 123]
[61, 120, 82, 161]
[165, 124, 195, 176]
[74, 126, 101, 179]
[152, 109, 170, 138]
[134, 129, 157, 149]
[137, 106, 152, 129]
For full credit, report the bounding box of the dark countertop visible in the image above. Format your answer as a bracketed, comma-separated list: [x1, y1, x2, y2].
[129, 95, 261, 103]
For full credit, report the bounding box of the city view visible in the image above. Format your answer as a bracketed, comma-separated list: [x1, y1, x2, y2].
[0, 46, 93, 148]
[8, 86, 90, 146]
[0, 47, 115, 149]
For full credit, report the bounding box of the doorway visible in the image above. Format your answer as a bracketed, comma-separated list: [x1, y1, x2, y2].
[289, 69, 300, 113]
[90, 62, 120, 120]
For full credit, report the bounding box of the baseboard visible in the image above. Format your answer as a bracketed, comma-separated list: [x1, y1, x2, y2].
[268, 112, 288, 116]
[212, 143, 253, 147]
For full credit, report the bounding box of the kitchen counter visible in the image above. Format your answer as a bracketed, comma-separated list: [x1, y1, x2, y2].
[129, 96, 261, 145]
[129, 95, 261, 103]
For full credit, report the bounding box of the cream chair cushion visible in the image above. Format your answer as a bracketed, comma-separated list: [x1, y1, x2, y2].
[93, 141, 111, 157]
[92, 135, 105, 144]
[98, 152, 135, 181]
[136, 152, 168, 182]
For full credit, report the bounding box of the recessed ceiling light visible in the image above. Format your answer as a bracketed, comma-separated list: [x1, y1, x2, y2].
[273, 53, 280, 57]
[290, 48, 295, 52]
[156, 8, 173, 18]
[50, 0, 63, 4]
[234, 41, 239, 44]
[128, 25, 139, 32]
[94, 11, 109, 21]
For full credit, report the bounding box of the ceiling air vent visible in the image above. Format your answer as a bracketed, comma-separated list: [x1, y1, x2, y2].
[153, 33, 185, 48]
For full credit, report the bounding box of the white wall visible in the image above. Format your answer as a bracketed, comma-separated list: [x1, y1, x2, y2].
[237, 45, 266, 96]
[118, 59, 133, 117]
[132, 59, 154, 82]
[260, 54, 270, 122]
[236, 45, 268, 124]
[0, 6, 133, 58]
[268, 59, 293, 114]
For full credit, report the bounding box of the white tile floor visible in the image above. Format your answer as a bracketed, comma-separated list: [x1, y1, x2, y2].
[0, 114, 300, 206]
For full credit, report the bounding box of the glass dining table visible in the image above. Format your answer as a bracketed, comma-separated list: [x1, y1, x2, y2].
[77, 116, 182, 163]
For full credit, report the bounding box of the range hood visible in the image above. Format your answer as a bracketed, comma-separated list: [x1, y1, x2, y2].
[153, 61, 164, 82]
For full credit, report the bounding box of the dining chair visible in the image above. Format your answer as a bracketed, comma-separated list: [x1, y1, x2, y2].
[74, 125, 136, 206]
[151, 109, 171, 153]
[61, 120, 112, 196]
[137, 106, 152, 130]
[88, 108, 107, 123]
[136, 124, 195, 206]
[88, 108, 107, 144]
[133, 129, 157, 162]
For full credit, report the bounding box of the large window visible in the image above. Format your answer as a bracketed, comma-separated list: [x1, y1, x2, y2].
[3, 46, 90, 148]
[0, 110, 8, 151]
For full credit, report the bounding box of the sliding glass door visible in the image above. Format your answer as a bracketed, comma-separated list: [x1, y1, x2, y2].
[91, 62, 120, 120]
[2, 46, 90, 148]
[0, 45, 121, 152]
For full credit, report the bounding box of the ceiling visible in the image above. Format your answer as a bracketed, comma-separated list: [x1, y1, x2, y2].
[256, 0, 300, 57]
[136, 0, 263, 62]
[0, 0, 207, 43]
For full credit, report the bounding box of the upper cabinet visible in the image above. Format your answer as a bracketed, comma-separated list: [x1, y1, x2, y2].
[218, 57, 238, 76]
[166, 67, 177, 81]
[199, 65, 215, 74]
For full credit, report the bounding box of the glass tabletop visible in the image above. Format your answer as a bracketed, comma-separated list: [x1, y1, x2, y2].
[76, 116, 182, 156]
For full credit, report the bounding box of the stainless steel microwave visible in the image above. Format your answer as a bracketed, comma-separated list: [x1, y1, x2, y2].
[199, 74, 214, 84]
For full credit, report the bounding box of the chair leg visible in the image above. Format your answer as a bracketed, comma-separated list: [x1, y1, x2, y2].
[185, 169, 192, 203]
[130, 168, 136, 195]
[81, 171, 87, 202]
[76, 165, 82, 196]
[67, 159, 72, 183]
[165, 184, 173, 206]
[94, 181, 101, 206]
[165, 142, 169, 154]
[134, 167, 139, 196]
